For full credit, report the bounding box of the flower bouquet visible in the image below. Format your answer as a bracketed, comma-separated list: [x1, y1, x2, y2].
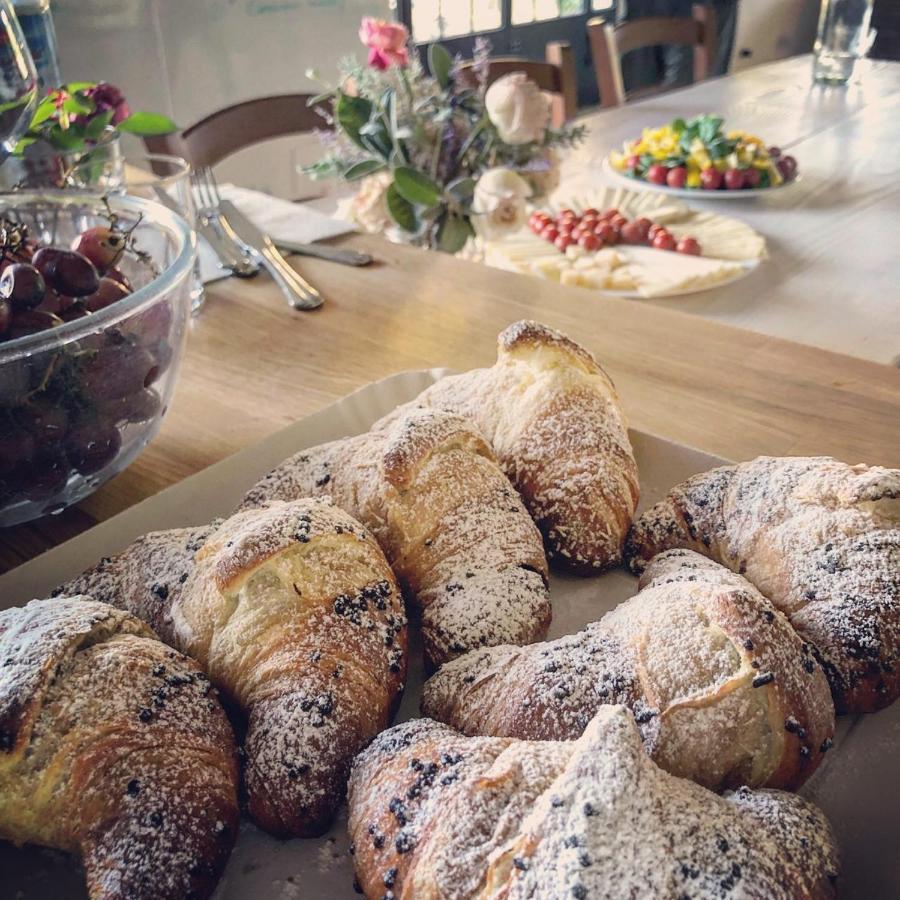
[3, 82, 176, 190]
[306, 18, 586, 252]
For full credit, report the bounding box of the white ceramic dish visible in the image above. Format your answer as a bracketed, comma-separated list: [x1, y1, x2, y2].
[601, 157, 801, 199]
[0, 370, 896, 899]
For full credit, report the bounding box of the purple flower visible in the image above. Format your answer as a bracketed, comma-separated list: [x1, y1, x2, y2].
[87, 82, 131, 124]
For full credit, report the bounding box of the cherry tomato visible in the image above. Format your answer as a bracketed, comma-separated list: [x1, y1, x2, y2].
[609, 213, 628, 230]
[581, 212, 599, 227]
[541, 226, 559, 243]
[557, 221, 576, 236]
[743, 167, 761, 189]
[724, 169, 745, 190]
[554, 235, 574, 252]
[676, 237, 701, 256]
[582, 208, 599, 218]
[666, 166, 687, 189]
[620, 222, 645, 245]
[626, 154, 641, 170]
[700, 168, 723, 190]
[578, 233, 601, 251]
[652, 231, 676, 251]
[646, 164, 669, 185]
[646, 223, 666, 242]
[557, 208, 576, 221]
[593, 222, 616, 244]
[600, 207, 620, 221]
[634, 218, 653, 240]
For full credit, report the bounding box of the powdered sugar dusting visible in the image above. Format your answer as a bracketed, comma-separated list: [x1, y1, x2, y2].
[626, 457, 900, 713]
[348, 708, 839, 899]
[423, 549, 835, 791]
[0, 597, 239, 900]
[241, 408, 551, 670]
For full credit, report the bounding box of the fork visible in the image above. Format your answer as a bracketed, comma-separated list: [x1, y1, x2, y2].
[191, 167, 259, 278]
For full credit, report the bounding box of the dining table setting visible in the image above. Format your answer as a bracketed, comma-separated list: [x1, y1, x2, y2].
[0, 3, 899, 899]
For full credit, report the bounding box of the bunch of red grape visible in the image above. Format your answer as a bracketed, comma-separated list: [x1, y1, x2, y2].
[0, 218, 175, 513]
[528, 207, 701, 256]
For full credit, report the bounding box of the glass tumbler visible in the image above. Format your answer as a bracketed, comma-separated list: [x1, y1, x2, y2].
[119, 153, 205, 314]
[813, 0, 875, 86]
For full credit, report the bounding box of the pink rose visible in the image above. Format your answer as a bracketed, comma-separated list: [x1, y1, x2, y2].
[358, 17, 409, 70]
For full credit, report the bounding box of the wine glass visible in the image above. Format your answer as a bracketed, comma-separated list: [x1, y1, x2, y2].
[0, 0, 38, 163]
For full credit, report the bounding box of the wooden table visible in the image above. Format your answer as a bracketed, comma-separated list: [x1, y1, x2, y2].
[563, 55, 900, 365]
[3, 223, 899, 572]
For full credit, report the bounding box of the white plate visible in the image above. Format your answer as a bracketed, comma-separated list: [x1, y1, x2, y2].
[0, 371, 896, 899]
[601, 157, 801, 199]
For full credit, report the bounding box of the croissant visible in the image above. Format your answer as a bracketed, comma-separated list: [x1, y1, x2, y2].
[241, 407, 550, 671]
[423, 549, 835, 791]
[0, 597, 239, 900]
[396, 320, 640, 573]
[58, 498, 408, 837]
[347, 707, 839, 899]
[625, 456, 900, 714]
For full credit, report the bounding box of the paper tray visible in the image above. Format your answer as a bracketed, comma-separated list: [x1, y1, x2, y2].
[1, 370, 896, 899]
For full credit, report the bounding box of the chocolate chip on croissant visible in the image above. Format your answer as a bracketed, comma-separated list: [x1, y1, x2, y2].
[242, 407, 551, 671]
[625, 456, 900, 713]
[402, 320, 640, 573]
[423, 549, 835, 791]
[57, 499, 408, 838]
[347, 707, 839, 899]
[0, 597, 239, 900]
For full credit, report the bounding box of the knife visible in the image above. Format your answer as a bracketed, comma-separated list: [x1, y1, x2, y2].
[217, 200, 323, 310]
[276, 239, 373, 267]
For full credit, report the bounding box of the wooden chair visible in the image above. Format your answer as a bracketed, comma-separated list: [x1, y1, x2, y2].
[587, 4, 716, 108]
[144, 93, 330, 169]
[458, 41, 578, 127]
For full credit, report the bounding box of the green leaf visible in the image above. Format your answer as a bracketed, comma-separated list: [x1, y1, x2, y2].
[117, 111, 178, 135]
[336, 92, 373, 150]
[48, 124, 86, 151]
[30, 97, 58, 128]
[428, 43, 453, 89]
[343, 159, 385, 181]
[446, 176, 475, 206]
[393, 166, 442, 207]
[62, 94, 92, 116]
[436, 213, 473, 253]
[671, 117, 686, 134]
[386, 182, 418, 233]
[84, 109, 114, 141]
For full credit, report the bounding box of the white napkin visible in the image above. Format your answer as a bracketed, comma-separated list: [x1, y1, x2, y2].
[197, 183, 356, 284]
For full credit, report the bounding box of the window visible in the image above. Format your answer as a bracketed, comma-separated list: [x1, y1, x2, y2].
[406, 0, 614, 42]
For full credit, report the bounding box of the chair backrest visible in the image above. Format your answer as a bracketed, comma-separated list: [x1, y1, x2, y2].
[144, 93, 331, 170]
[458, 41, 578, 128]
[587, 4, 716, 108]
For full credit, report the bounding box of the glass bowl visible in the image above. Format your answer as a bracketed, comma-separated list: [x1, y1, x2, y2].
[0, 191, 195, 527]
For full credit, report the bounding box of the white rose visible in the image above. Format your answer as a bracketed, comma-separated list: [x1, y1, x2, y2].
[349, 170, 393, 233]
[471, 167, 532, 240]
[485, 73, 551, 145]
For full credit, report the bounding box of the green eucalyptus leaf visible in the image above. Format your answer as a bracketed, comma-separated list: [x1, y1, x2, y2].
[336, 92, 373, 149]
[343, 159, 385, 181]
[386, 182, 418, 232]
[84, 109, 114, 141]
[393, 166, 443, 207]
[436, 213, 473, 253]
[117, 111, 178, 135]
[428, 43, 453, 89]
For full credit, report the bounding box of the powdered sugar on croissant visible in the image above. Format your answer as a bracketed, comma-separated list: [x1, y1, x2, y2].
[423, 549, 835, 791]
[241, 407, 551, 670]
[397, 320, 639, 573]
[347, 707, 839, 899]
[625, 456, 900, 713]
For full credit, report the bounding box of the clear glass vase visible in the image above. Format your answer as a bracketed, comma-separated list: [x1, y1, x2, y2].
[0, 129, 123, 190]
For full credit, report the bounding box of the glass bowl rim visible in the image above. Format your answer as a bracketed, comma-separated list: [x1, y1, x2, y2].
[0, 190, 195, 362]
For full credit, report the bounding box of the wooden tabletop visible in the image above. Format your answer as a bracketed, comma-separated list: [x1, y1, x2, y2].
[562, 55, 900, 365]
[3, 224, 899, 572]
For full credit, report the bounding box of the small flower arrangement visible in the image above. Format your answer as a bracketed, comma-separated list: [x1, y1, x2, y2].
[15, 82, 176, 156]
[307, 18, 586, 252]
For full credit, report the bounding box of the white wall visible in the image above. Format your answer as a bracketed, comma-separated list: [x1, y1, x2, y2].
[53, 0, 391, 198]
